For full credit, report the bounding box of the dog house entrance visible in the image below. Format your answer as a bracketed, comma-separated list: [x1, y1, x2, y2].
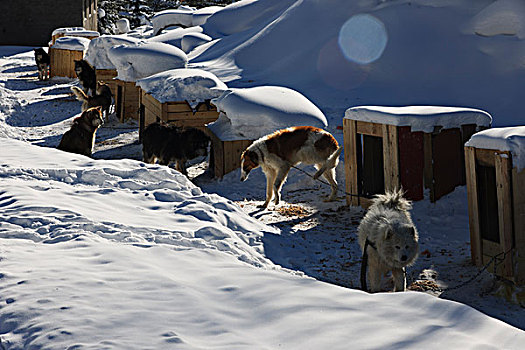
[116, 85, 123, 121]
[358, 134, 385, 198]
[476, 163, 500, 243]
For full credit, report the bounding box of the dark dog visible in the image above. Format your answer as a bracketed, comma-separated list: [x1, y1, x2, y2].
[142, 122, 210, 176]
[74, 59, 96, 95]
[34, 48, 50, 81]
[57, 107, 104, 157]
[71, 82, 113, 121]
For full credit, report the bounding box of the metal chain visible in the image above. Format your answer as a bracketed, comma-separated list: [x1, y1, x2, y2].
[290, 164, 361, 198]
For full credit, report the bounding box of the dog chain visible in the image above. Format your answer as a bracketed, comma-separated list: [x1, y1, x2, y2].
[289, 164, 361, 198]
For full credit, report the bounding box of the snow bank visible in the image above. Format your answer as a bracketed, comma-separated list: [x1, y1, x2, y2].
[152, 8, 195, 34]
[344, 106, 492, 133]
[465, 126, 525, 171]
[193, 6, 224, 26]
[202, 0, 295, 38]
[467, 0, 525, 39]
[208, 86, 328, 140]
[84, 35, 144, 70]
[1, 138, 525, 349]
[181, 32, 213, 53]
[136, 68, 227, 108]
[108, 42, 188, 82]
[148, 26, 204, 48]
[51, 27, 99, 38]
[51, 36, 91, 51]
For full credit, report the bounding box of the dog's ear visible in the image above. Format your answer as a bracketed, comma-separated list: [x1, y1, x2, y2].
[248, 151, 258, 165]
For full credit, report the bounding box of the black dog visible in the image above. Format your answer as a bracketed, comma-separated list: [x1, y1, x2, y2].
[71, 81, 113, 121]
[34, 48, 50, 81]
[74, 59, 96, 96]
[142, 122, 210, 176]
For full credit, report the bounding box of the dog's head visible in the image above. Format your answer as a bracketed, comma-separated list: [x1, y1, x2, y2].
[240, 149, 260, 181]
[189, 130, 210, 159]
[74, 60, 84, 74]
[83, 107, 104, 128]
[382, 224, 419, 268]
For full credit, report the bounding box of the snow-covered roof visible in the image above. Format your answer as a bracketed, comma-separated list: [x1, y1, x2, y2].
[192, 6, 224, 26]
[51, 27, 100, 38]
[148, 26, 204, 49]
[84, 35, 144, 70]
[465, 126, 525, 171]
[51, 36, 91, 51]
[152, 8, 195, 34]
[108, 42, 188, 82]
[181, 32, 212, 53]
[208, 86, 328, 141]
[136, 68, 227, 107]
[344, 106, 492, 133]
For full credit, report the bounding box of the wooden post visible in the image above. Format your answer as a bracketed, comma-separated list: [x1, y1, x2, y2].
[512, 168, 525, 284]
[382, 124, 399, 192]
[343, 118, 358, 206]
[495, 154, 514, 278]
[465, 146, 483, 266]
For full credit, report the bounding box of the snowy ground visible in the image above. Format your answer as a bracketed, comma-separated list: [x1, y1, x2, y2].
[1, 45, 524, 348]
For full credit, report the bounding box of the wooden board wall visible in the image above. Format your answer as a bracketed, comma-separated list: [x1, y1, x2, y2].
[115, 80, 140, 122]
[49, 48, 84, 78]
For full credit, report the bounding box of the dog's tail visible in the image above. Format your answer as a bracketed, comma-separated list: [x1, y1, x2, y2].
[373, 189, 412, 211]
[313, 146, 342, 179]
[71, 86, 88, 103]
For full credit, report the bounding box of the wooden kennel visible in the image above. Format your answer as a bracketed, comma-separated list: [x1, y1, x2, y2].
[114, 79, 141, 122]
[465, 145, 525, 284]
[343, 117, 483, 208]
[49, 47, 84, 79]
[138, 89, 220, 137]
[206, 130, 252, 179]
[95, 68, 118, 98]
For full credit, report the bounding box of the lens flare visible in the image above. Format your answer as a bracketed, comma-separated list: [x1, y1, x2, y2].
[338, 14, 388, 65]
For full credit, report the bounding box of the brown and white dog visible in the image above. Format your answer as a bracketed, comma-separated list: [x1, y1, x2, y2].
[240, 126, 342, 208]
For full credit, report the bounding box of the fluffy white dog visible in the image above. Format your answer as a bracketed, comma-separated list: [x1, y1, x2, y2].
[358, 190, 419, 292]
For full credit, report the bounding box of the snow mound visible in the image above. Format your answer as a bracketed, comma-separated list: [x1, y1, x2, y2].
[468, 0, 525, 39]
[0, 138, 274, 267]
[148, 26, 204, 49]
[345, 106, 492, 133]
[193, 6, 224, 26]
[84, 35, 144, 70]
[209, 86, 328, 140]
[181, 32, 213, 53]
[152, 8, 195, 35]
[51, 27, 99, 38]
[136, 68, 227, 108]
[51, 36, 91, 51]
[465, 126, 525, 171]
[108, 42, 188, 82]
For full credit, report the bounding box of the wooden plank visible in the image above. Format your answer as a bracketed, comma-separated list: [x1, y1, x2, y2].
[356, 121, 382, 137]
[343, 119, 359, 206]
[423, 133, 433, 192]
[210, 132, 224, 178]
[167, 102, 193, 113]
[465, 146, 483, 266]
[512, 168, 525, 285]
[382, 124, 399, 192]
[432, 128, 463, 201]
[398, 126, 424, 201]
[223, 141, 235, 175]
[476, 148, 497, 167]
[495, 154, 514, 278]
[141, 97, 162, 116]
[359, 197, 373, 209]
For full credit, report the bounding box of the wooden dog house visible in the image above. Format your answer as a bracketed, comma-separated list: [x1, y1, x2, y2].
[343, 106, 491, 207]
[95, 68, 118, 98]
[207, 129, 253, 179]
[138, 89, 220, 138]
[114, 79, 141, 122]
[49, 47, 84, 78]
[465, 127, 525, 284]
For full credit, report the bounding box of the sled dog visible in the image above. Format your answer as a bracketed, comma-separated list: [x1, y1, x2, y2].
[142, 122, 210, 176]
[71, 82, 113, 121]
[358, 190, 419, 292]
[74, 59, 96, 95]
[240, 126, 342, 208]
[57, 107, 104, 157]
[34, 48, 50, 81]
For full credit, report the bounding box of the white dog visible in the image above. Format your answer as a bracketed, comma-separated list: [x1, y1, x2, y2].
[358, 190, 419, 292]
[240, 126, 342, 209]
